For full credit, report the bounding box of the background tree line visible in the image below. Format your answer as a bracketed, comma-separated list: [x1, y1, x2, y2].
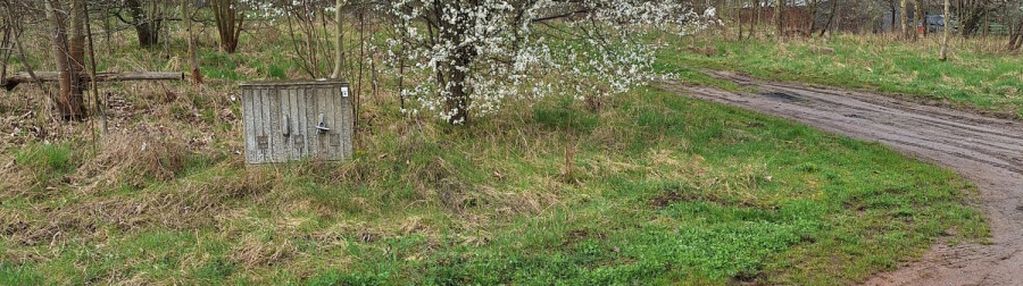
[2, 0, 1019, 127]
[0, 0, 709, 126]
[709, 0, 1023, 46]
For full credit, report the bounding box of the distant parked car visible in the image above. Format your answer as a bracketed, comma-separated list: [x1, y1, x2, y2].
[923, 15, 955, 33]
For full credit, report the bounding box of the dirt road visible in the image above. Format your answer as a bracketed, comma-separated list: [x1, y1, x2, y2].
[666, 71, 1023, 286]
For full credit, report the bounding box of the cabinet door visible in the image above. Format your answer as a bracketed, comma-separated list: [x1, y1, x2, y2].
[266, 88, 288, 163]
[281, 87, 307, 161]
[243, 87, 273, 164]
[243, 82, 352, 164]
[303, 85, 344, 161]
[337, 85, 353, 159]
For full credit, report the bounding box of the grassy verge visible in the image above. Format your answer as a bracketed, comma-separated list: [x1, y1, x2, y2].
[0, 26, 988, 284]
[657, 31, 1023, 118]
[1, 89, 986, 284]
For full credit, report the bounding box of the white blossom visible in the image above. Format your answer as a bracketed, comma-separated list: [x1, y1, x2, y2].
[382, 0, 716, 123]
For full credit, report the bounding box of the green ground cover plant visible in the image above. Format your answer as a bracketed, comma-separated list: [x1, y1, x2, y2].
[658, 32, 1023, 118]
[0, 27, 988, 285]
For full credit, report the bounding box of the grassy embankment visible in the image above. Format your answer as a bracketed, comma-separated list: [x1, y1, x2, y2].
[658, 32, 1023, 118]
[0, 25, 987, 285]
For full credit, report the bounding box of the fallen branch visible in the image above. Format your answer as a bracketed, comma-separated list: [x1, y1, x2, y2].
[4, 71, 183, 90]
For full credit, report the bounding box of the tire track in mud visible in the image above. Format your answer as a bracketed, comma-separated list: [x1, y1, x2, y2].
[663, 71, 1023, 286]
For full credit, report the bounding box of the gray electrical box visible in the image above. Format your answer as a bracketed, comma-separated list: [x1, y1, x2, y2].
[240, 81, 353, 164]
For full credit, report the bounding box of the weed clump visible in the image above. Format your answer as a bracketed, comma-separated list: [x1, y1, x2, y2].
[3, 164, 278, 247]
[13, 143, 74, 173]
[229, 235, 297, 268]
[75, 129, 189, 190]
[0, 154, 32, 197]
[4, 143, 76, 193]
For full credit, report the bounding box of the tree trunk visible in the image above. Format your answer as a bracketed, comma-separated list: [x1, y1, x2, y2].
[1, 21, 11, 86]
[83, 0, 107, 133]
[445, 51, 470, 125]
[330, 0, 344, 79]
[749, 0, 758, 39]
[355, 9, 365, 130]
[68, 0, 87, 119]
[940, 0, 950, 60]
[135, 24, 159, 47]
[808, 0, 818, 36]
[181, 0, 202, 84]
[1008, 20, 1023, 51]
[915, 0, 924, 38]
[899, 0, 908, 38]
[211, 0, 244, 53]
[125, 0, 162, 48]
[820, 0, 839, 37]
[737, 0, 743, 40]
[439, 9, 474, 126]
[775, 0, 784, 38]
[833, 0, 841, 33]
[44, 0, 86, 121]
[977, 13, 986, 36]
[890, 1, 897, 33]
[435, 5, 477, 125]
[960, 9, 987, 37]
[102, 12, 112, 49]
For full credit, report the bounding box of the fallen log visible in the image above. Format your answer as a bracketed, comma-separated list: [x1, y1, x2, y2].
[4, 71, 184, 90]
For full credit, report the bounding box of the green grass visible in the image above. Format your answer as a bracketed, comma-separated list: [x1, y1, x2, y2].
[657, 32, 1023, 118]
[0, 86, 986, 285]
[11, 143, 76, 190]
[0, 24, 990, 285]
[14, 143, 75, 173]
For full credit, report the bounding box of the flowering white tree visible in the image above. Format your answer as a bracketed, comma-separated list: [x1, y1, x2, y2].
[383, 0, 714, 124]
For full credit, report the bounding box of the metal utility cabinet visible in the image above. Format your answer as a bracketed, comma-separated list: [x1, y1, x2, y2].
[240, 81, 353, 164]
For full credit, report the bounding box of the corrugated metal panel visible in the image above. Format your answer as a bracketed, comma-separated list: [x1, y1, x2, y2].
[240, 81, 352, 164]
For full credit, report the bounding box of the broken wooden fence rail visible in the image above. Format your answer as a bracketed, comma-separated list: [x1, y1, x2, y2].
[3, 71, 184, 90]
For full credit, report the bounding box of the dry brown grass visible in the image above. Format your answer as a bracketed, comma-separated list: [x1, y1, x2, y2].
[0, 154, 32, 196]
[74, 128, 189, 190]
[229, 235, 298, 268]
[2, 161, 277, 249]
